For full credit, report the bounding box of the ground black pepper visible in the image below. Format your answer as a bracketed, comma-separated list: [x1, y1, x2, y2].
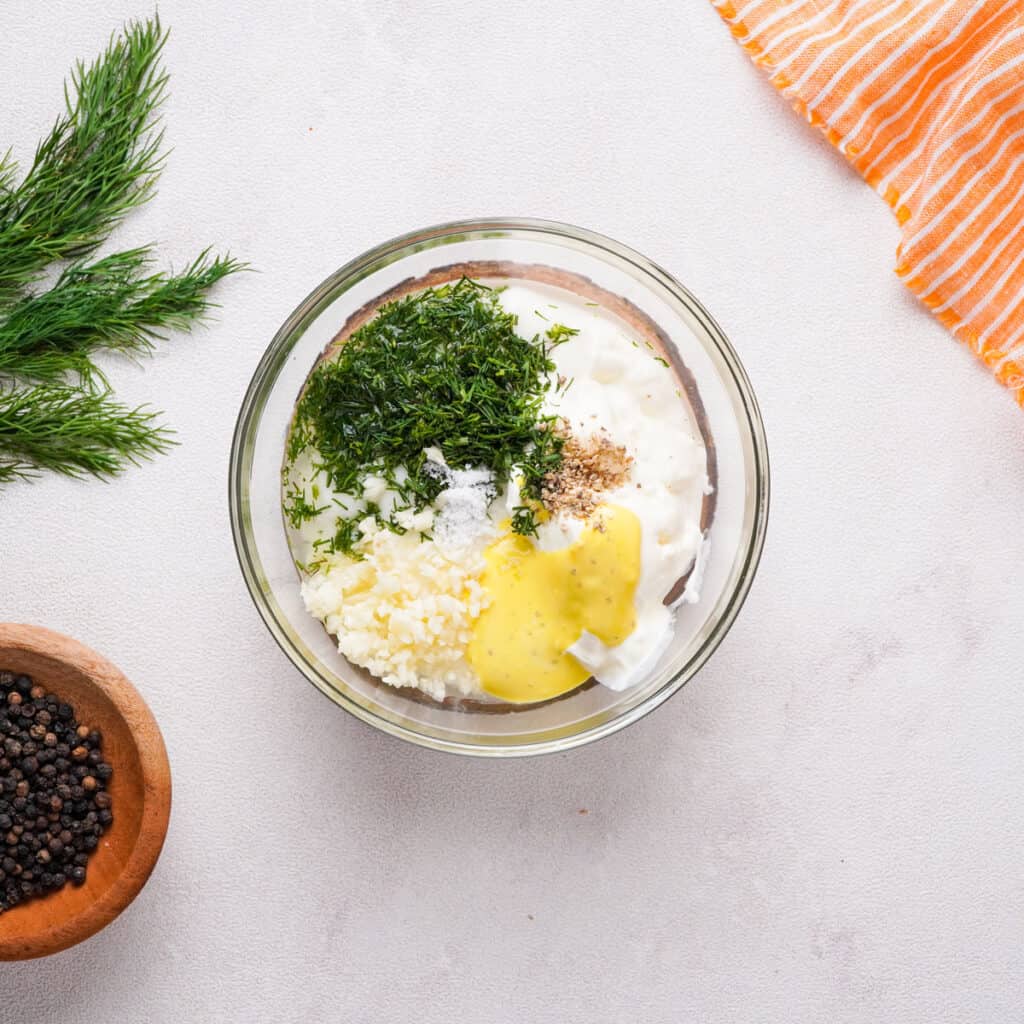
[0, 669, 113, 914]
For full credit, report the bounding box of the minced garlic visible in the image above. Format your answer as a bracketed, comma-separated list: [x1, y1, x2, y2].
[300, 519, 488, 700]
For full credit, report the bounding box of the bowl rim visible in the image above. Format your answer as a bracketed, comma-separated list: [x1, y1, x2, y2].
[0, 623, 172, 960]
[229, 217, 770, 757]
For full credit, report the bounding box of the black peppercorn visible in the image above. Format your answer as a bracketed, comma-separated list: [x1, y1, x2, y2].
[0, 669, 113, 914]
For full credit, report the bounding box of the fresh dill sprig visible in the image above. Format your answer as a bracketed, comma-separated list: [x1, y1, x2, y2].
[0, 248, 244, 386]
[0, 18, 168, 302]
[0, 384, 173, 482]
[0, 16, 245, 485]
[286, 278, 573, 555]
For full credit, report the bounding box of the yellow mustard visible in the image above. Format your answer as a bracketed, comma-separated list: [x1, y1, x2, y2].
[467, 504, 641, 703]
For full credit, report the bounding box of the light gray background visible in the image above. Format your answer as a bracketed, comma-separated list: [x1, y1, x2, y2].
[2, 2, 1022, 1021]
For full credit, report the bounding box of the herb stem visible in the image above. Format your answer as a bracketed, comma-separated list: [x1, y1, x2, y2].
[0, 384, 173, 482]
[0, 248, 245, 386]
[0, 17, 169, 302]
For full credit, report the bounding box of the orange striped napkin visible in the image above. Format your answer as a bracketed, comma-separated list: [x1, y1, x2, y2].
[712, 0, 1024, 407]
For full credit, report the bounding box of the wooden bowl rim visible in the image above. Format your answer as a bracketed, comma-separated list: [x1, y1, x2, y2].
[0, 623, 171, 960]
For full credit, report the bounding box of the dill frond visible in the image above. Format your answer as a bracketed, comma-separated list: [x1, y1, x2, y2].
[0, 383, 173, 480]
[0, 17, 168, 302]
[0, 16, 246, 485]
[0, 248, 247, 386]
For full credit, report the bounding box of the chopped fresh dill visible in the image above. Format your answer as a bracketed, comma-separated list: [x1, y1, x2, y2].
[510, 504, 540, 537]
[654, 356, 669, 367]
[287, 278, 575, 555]
[330, 517, 365, 559]
[282, 482, 328, 529]
[545, 323, 579, 345]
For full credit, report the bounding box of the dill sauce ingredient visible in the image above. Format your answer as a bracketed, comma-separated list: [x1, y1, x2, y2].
[0, 16, 243, 484]
[467, 504, 642, 703]
[0, 671, 113, 914]
[286, 278, 573, 555]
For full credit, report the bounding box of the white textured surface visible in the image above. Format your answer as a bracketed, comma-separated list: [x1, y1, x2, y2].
[2, 2, 1022, 1021]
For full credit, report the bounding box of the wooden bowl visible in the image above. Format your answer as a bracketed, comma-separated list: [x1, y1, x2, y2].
[0, 624, 171, 960]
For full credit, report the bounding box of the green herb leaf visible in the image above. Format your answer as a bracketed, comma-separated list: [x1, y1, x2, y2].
[0, 16, 245, 485]
[510, 504, 540, 538]
[0, 248, 245, 386]
[0, 383, 173, 481]
[0, 17, 169, 302]
[288, 278, 570, 555]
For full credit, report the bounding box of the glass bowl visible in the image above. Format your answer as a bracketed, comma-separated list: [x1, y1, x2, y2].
[229, 218, 769, 756]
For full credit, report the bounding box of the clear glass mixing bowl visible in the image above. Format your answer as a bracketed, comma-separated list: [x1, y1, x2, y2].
[229, 219, 769, 756]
